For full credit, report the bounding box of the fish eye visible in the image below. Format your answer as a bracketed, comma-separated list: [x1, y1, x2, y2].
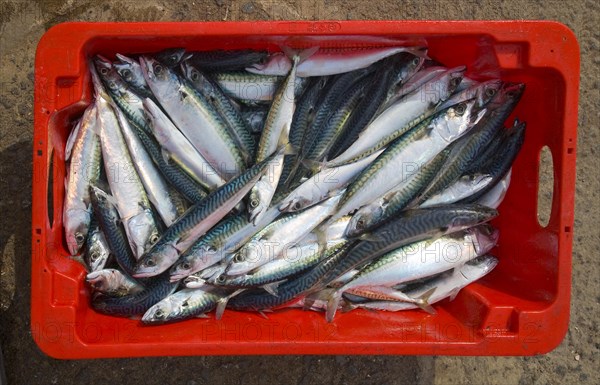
[181, 262, 191, 270]
[150, 234, 160, 245]
[122, 69, 131, 77]
[90, 252, 99, 261]
[190, 71, 199, 81]
[217, 274, 226, 283]
[249, 199, 259, 208]
[412, 57, 420, 66]
[485, 87, 496, 97]
[75, 233, 85, 243]
[356, 219, 365, 230]
[108, 82, 117, 90]
[454, 103, 466, 115]
[234, 253, 245, 263]
[145, 258, 156, 267]
[154, 63, 163, 75]
[154, 308, 164, 318]
[99, 67, 109, 75]
[292, 201, 302, 211]
[169, 55, 178, 64]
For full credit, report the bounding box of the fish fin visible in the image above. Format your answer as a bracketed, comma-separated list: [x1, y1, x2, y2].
[415, 287, 437, 314]
[257, 310, 270, 320]
[300, 158, 324, 174]
[341, 301, 358, 313]
[325, 289, 343, 323]
[303, 288, 334, 311]
[448, 287, 461, 301]
[195, 313, 211, 319]
[215, 289, 245, 320]
[279, 46, 319, 64]
[275, 123, 296, 156]
[262, 282, 281, 297]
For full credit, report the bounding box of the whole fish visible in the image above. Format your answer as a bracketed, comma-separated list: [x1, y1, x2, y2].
[86, 269, 144, 297]
[142, 286, 235, 324]
[63, 102, 101, 255]
[189, 49, 269, 71]
[417, 83, 525, 202]
[326, 66, 465, 167]
[89, 185, 138, 276]
[182, 62, 256, 161]
[133, 146, 285, 278]
[92, 271, 178, 317]
[140, 56, 246, 179]
[246, 46, 427, 77]
[326, 225, 499, 321]
[143, 98, 225, 190]
[321, 204, 498, 285]
[84, 219, 111, 272]
[333, 99, 485, 225]
[113, 54, 153, 99]
[249, 49, 308, 224]
[96, 87, 160, 259]
[228, 193, 342, 276]
[343, 255, 498, 312]
[115, 105, 182, 226]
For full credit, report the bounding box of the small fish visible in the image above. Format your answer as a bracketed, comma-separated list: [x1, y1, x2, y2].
[63, 102, 101, 255]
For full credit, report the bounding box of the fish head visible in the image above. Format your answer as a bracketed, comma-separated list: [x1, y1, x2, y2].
[113, 58, 138, 84]
[169, 243, 219, 282]
[86, 235, 110, 272]
[154, 48, 188, 68]
[278, 193, 313, 212]
[133, 243, 178, 278]
[469, 224, 500, 255]
[459, 255, 499, 281]
[126, 210, 159, 258]
[141, 296, 180, 324]
[476, 79, 503, 107]
[86, 270, 118, 293]
[93, 56, 123, 93]
[180, 61, 212, 90]
[139, 55, 175, 89]
[395, 53, 425, 85]
[225, 243, 263, 276]
[247, 184, 269, 224]
[246, 53, 292, 75]
[64, 208, 91, 255]
[439, 99, 486, 143]
[345, 205, 382, 238]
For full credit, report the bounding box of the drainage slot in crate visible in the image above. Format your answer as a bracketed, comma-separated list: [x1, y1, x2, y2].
[47, 149, 55, 229]
[537, 146, 554, 227]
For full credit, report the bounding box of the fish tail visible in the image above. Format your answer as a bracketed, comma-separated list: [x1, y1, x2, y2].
[325, 289, 343, 322]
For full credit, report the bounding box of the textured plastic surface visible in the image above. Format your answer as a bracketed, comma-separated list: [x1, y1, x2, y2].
[32, 21, 579, 358]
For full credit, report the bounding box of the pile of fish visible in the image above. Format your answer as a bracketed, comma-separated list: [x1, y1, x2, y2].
[62, 45, 525, 324]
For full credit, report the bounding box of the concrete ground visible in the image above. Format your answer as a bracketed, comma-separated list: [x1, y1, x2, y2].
[0, 0, 598, 384]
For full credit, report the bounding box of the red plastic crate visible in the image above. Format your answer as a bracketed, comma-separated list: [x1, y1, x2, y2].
[32, 21, 579, 358]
